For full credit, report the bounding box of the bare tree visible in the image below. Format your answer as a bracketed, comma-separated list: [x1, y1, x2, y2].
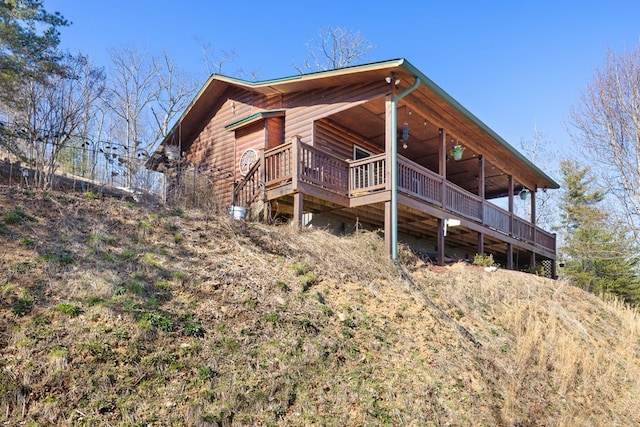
[197, 38, 239, 76]
[9, 53, 104, 189]
[568, 44, 640, 242]
[101, 45, 199, 191]
[72, 55, 106, 181]
[196, 39, 261, 81]
[103, 44, 158, 188]
[150, 51, 198, 140]
[293, 26, 375, 73]
[516, 126, 560, 230]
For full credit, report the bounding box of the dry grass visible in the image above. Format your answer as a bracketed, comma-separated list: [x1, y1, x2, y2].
[0, 186, 639, 426]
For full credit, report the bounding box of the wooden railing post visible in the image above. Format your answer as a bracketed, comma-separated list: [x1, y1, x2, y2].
[478, 155, 485, 224]
[261, 148, 269, 222]
[291, 135, 300, 192]
[508, 175, 514, 236]
[507, 175, 515, 270]
[290, 135, 302, 228]
[530, 189, 537, 267]
[437, 218, 445, 266]
[439, 128, 447, 209]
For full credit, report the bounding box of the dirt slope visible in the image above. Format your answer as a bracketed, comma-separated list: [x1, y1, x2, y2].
[0, 186, 639, 426]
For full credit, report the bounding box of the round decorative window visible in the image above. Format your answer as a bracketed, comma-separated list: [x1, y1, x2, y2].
[239, 148, 258, 176]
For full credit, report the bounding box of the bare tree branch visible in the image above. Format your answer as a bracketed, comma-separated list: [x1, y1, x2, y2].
[569, 44, 640, 242]
[292, 26, 375, 74]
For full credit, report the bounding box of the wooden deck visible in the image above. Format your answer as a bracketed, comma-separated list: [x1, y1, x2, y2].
[235, 139, 556, 260]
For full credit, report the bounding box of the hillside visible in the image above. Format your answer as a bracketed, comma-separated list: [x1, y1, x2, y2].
[1, 186, 639, 426]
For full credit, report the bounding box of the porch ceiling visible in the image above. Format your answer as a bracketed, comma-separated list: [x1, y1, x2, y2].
[327, 95, 544, 200]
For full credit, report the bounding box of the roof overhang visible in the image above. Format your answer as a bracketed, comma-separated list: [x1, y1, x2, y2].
[149, 58, 559, 191]
[224, 109, 285, 131]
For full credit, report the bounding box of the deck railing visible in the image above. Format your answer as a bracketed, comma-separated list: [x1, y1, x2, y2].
[536, 228, 556, 251]
[264, 144, 293, 186]
[233, 160, 262, 208]
[262, 140, 555, 252]
[397, 156, 442, 204]
[513, 216, 534, 242]
[445, 181, 483, 222]
[484, 203, 511, 232]
[349, 153, 386, 195]
[298, 143, 349, 193]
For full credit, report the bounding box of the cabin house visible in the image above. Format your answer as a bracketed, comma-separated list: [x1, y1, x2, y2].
[146, 58, 559, 275]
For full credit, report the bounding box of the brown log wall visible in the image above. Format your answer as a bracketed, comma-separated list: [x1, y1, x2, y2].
[283, 82, 387, 148]
[180, 81, 388, 207]
[315, 120, 382, 160]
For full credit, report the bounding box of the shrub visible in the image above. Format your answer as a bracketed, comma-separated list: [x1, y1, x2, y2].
[141, 311, 175, 332]
[113, 328, 131, 341]
[183, 321, 205, 338]
[300, 272, 318, 292]
[292, 262, 308, 275]
[19, 237, 34, 247]
[171, 270, 188, 281]
[4, 208, 33, 224]
[120, 249, 137, 260]
[473, 253, 495, 267]
[292, 262, 318, 291]
[198, 366, 218, 381]
[141, 252, 162, 269]
[276, 280, 290, 292]
[87, 296, 104, 306]
[40, 252, 74, 265]
[12, 296, 33, 316]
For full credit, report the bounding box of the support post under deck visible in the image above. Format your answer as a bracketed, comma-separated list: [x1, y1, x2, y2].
[292, 192, 303, 228]
[437, 218, 445, 266]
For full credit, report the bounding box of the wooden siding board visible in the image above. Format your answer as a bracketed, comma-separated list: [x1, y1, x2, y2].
[183, 86, 278, 207]
[266, 116, 284, 149]
[187, 97, 236, 206]
[282, 82, 387, 146]
[315, 120, 382, 160]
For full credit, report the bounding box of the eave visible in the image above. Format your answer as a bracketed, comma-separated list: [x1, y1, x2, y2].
[149, 58, 559, 192]
[224, 110, 285, 131]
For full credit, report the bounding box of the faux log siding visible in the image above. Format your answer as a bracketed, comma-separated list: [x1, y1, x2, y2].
[180, 81, 386, 206]
[228, 87, 278, 119]
[189, 81, 384, 168]
[186, 105, 232, 207]
[281, 82, 388, 146]
[315, 120, 382, 160]
[187, 91, 242, 206]
[266, 116, 284, 149]
[183, 87, 279, 207]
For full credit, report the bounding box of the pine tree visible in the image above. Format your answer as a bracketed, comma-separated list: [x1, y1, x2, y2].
[0, 0, 69, 105]
[559, 160, 640, 306]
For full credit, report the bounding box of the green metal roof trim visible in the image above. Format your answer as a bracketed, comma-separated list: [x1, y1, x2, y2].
[224, 109, 285, 131]
[210, 58, 407, 88]
[161, 59, 405, 144]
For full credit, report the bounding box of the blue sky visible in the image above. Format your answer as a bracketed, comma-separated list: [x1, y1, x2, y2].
[45, 0, 640, 171]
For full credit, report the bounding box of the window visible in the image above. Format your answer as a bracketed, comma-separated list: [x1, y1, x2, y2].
[354, 145, 373, 160]
[353, 145, 379, 191]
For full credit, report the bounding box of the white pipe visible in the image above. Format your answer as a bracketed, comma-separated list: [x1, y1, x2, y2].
[391, 77, 420, 260]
